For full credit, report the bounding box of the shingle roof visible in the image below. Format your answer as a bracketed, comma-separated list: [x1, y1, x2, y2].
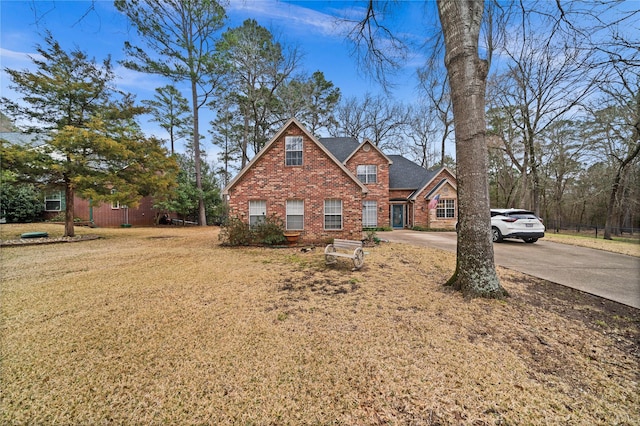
[0, 132, 47, 147]
[318, 137, 360, 162]
[388, 155, 437, 190]
[319, 138, 436, 191]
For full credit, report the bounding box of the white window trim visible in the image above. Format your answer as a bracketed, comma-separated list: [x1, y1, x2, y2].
[363, 200, 378, 228]
[285, 136, 303, 166]
[324, 199, 343, 230]
[249, 200, 267, 226]
[286, 199, 304, 230]
[357, 165, 377, 184]
[44, 192, 62, 212]
[436, 199, 456, 218]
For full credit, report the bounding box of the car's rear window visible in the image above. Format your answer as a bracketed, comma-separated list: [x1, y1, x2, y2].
[507, 212, 538, 220]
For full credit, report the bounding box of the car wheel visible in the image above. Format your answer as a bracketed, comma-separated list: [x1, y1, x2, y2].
[524, 238, 538, 243]
[491, 227, 503, 243]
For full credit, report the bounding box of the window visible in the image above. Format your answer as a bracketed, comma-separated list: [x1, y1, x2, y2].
[110, 188, 120, 209]
[356, 165, 377, 183]
[249, 200, 266, 226]
[286, 200, 304, 230]
[324, 199, 342, 230]
[362, 201, 377, 227]
[285, 136, 303, 166]
[436, 199, 456, 218]
[44, 192, 62, 211]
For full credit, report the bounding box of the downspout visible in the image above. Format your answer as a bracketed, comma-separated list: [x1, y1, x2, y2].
[89, 198, 94, 225]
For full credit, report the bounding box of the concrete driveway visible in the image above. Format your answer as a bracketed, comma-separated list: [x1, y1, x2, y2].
[385, 230, 640, 309]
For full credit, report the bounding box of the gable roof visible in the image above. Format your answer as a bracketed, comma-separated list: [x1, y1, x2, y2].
[413, 167, 457, 201]
[424, 174, 457, 198]
[319, 138, 393, 166]
[317, 137, 360, 162]
[388, 155, 439, 191]
[222, 118, 368, 195]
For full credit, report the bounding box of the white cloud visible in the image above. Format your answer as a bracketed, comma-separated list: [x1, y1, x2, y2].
[227, 0, 350, 38]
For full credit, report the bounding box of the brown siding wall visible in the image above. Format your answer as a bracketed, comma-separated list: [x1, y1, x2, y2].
[74, 196, 159, 227]
[226, 123, 365, 243]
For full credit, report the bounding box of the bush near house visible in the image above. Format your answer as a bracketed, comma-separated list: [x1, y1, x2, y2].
[219, 215, 286, 246]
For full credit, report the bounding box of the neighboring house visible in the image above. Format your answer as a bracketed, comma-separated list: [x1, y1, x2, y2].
[223, 118, 457, 243]
[1, 131, 161, 227]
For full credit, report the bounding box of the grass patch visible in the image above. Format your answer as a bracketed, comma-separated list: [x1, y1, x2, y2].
[1, 224, 639, 424]
[544, 232, 640, 257]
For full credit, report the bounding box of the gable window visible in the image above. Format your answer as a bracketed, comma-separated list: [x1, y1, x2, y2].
[363, 201, 377, 227]
[286, 200, 304, 230]
[324, 199, 342, 230]
[356, 165, 377, 183]
[44, 192, 62, 211]
[249, 200, 266, 226]
[436, 199, 456, 218]
[285, 136, 303, 166]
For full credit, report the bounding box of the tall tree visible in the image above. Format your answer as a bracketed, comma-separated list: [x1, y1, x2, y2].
[490, 4, 598, 215]
[216, 19, 300, 167]
[437, 0, 506, 297]
[586, 63, 640, 239]
[418, 65, 453, 168]
[142, 85, 191, 155]
[345, 1, 506, 297]
[116, 0, 226, 226]
[1, 34, 177, 236]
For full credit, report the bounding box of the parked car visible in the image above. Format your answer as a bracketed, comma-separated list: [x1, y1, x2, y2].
[491, 209, 545, 243]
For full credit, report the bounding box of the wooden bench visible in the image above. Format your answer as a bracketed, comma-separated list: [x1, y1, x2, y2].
[325, 239, 365, 270]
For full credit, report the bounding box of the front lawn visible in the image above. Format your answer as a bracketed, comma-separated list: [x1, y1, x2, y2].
[1, 225, 638, 424]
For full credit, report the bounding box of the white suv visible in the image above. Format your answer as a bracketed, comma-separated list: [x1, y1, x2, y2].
[491, 209, 545, 243]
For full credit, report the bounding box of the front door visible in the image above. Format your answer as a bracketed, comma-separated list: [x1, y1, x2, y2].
[392, 205, 404, 229]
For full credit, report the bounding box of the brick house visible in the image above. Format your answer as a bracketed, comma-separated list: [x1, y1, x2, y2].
[1, 131, 163, 227]
[222, 118, 457, 243]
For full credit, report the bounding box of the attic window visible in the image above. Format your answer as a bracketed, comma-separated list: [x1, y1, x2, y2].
[363, 144, 371, 152]
[285, 136, 303, 166]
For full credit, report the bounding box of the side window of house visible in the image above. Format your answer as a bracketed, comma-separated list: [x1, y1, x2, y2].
[249, 200, 266, 226]
[111, 189, 120, 209]
[324, 199, 342, 230]
[285, 136, 303, 166]
[356, 165, 377, 183]
[436, 199, 456, 218]
[363, 200, 377, 228]
[44, 192, 62, 211]
[286, 200, 304, 230]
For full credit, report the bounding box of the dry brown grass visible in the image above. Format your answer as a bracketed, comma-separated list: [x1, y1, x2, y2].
[1, 224, 639, 425]
[544, 233, 640, 257]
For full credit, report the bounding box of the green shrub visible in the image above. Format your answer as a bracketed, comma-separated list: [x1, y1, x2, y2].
[252, 215, 286, 245]
[0, 182, 43, 223]
[219, 216, 252, 246]
[219, 214, 286, 246]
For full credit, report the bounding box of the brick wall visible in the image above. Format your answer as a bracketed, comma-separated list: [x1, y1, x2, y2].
[345, 143, 390, 228]
[413, 169, 458, 229]
[226, 123, 366, 243]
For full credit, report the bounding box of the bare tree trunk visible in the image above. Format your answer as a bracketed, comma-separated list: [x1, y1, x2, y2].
[438, 0, 506, 298]
[191, 80, 207, 227]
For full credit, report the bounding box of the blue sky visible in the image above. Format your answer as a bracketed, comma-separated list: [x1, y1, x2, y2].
[1, 0, 439, 159]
